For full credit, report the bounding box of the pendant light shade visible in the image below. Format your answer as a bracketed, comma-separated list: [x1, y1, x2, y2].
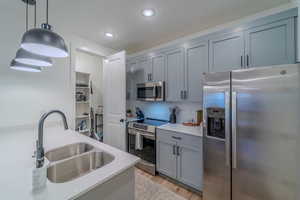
[15, 48, 52, 67]
[10, 60, 42, 72]
[21, 23, 68, 58]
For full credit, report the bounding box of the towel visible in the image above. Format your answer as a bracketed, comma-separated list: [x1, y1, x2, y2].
[135, 132, 143, 150]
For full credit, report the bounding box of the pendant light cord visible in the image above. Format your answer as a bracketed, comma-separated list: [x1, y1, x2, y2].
[34, 1, 37, 28]
[26, 0, 28, 31]
[46, 0, 49, 24]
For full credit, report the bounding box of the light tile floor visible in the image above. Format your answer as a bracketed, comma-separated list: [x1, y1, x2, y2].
[136, 168, 202, 200]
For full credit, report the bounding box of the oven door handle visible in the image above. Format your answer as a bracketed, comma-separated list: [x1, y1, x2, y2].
[153, 85, 157, 100]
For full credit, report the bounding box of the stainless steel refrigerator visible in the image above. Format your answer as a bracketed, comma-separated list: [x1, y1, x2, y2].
[202, 64, 300, 200]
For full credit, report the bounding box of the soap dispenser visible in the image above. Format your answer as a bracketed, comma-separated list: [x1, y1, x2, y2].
[169, 106, 179, 124]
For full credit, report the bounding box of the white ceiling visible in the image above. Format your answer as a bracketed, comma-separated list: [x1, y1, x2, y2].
[2, 0, 291, 54]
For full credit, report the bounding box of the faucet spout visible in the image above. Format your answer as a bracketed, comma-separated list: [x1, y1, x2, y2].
[36, 110, 68, 168]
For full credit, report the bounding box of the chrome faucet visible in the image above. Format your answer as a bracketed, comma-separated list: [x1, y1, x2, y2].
[36, 110, 68, 168]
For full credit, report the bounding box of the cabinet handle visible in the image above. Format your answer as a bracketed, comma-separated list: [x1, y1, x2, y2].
[173, 145, 176, 155]
[246, 55, 249, 67]
[176, 146, 180, 156]
[172, 136, 182, 140]
[241, 56, 243, 68]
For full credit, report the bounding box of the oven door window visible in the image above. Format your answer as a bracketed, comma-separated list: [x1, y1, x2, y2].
[128, 134, 155, 164]
[137, 87, 155, 99]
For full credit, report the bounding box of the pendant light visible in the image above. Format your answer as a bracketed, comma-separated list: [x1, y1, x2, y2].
[20, 0, 69, 58]
[10, 60, 42, 72]
[15, 1, 53, 67]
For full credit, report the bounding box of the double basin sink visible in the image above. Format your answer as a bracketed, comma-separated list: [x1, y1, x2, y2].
[45, 143, 114, 183]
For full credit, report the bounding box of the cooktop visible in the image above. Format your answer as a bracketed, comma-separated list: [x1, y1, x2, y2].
[134, 118, 168, 126]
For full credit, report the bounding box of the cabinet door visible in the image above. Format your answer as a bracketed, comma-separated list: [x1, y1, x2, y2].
[245, 18, 295, 68]
[165, 48, 185, 102]
[209, 32, 244, 73]
[177, 143, 203, 190]
[186, 42, 209, 102]
[157, 140, 177, 179]
[151, 55, 165, 81]
[139, 59, 152, 82]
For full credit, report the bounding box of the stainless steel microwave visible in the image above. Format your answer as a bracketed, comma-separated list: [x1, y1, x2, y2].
[137, 81, 165, 101]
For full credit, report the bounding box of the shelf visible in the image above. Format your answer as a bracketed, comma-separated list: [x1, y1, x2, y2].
[76, 101, 89, 104]
[78, 129, 90, 133]
[76, 71, 90, 75]
[76, 87, 90, 89]
[76, 115, 90, 119]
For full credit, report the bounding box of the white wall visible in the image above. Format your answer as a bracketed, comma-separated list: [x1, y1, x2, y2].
[0, 3, 115, 130]
[76, 51, 103, 109]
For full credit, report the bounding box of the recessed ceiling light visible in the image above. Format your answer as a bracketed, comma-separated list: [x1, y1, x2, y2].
[142, 9, 155, 17]
[105, 32, 114, 38]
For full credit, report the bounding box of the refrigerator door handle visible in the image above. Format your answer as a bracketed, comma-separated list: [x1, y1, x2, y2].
[232, 91, 237, 169]
[173, 145, 176, 155]
[225, 91, 231, 167]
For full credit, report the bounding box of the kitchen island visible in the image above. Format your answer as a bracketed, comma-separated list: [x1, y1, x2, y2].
[0, 125, 139, 200]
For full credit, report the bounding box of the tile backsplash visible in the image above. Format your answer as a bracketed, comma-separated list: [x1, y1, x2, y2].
[127, 100, 202, 123]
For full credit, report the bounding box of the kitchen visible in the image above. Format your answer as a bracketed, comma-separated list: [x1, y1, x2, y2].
[1, 0, 300, 200]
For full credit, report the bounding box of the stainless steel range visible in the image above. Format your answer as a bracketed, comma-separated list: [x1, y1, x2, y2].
[127, 118, 168, 175]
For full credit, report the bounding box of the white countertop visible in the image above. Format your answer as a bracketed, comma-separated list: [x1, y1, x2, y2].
[0, 126, 139, 200]
[158, 123, 203, 137]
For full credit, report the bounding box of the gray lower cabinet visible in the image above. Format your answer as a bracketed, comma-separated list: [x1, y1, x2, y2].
[156, 129, 203, 191]
[185, 41, 209, 102]
[156, 140, 177, 179]
[177, 144, 203, 190]
[245, 18, 295, 68]
[209, 32, 244, 72]
[165, 48, 185, 102]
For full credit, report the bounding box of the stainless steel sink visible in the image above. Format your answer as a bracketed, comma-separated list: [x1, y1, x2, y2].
[47, 151, 114, 183]
[45, 143, 94, 162]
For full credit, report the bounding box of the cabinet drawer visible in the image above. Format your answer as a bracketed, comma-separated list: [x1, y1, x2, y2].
[157, 128, 202, 148]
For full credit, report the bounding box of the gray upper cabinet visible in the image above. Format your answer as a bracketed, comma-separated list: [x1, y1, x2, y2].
[156, 139, 177, 179]
[128, 10, 296, 102]
[165, 48, 185, 102]
[209, 32, 244, 73]
[245, 18, 295, 68]
[185, 42, 209, 102]
[151, 55, 165, 81]
[138, 59, 152, 82]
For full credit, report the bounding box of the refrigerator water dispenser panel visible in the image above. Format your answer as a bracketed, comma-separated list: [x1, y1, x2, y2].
[207, 107, 225, 139]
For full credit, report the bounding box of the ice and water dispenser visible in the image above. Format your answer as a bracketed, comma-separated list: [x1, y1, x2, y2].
[206, 107, 225, 139]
